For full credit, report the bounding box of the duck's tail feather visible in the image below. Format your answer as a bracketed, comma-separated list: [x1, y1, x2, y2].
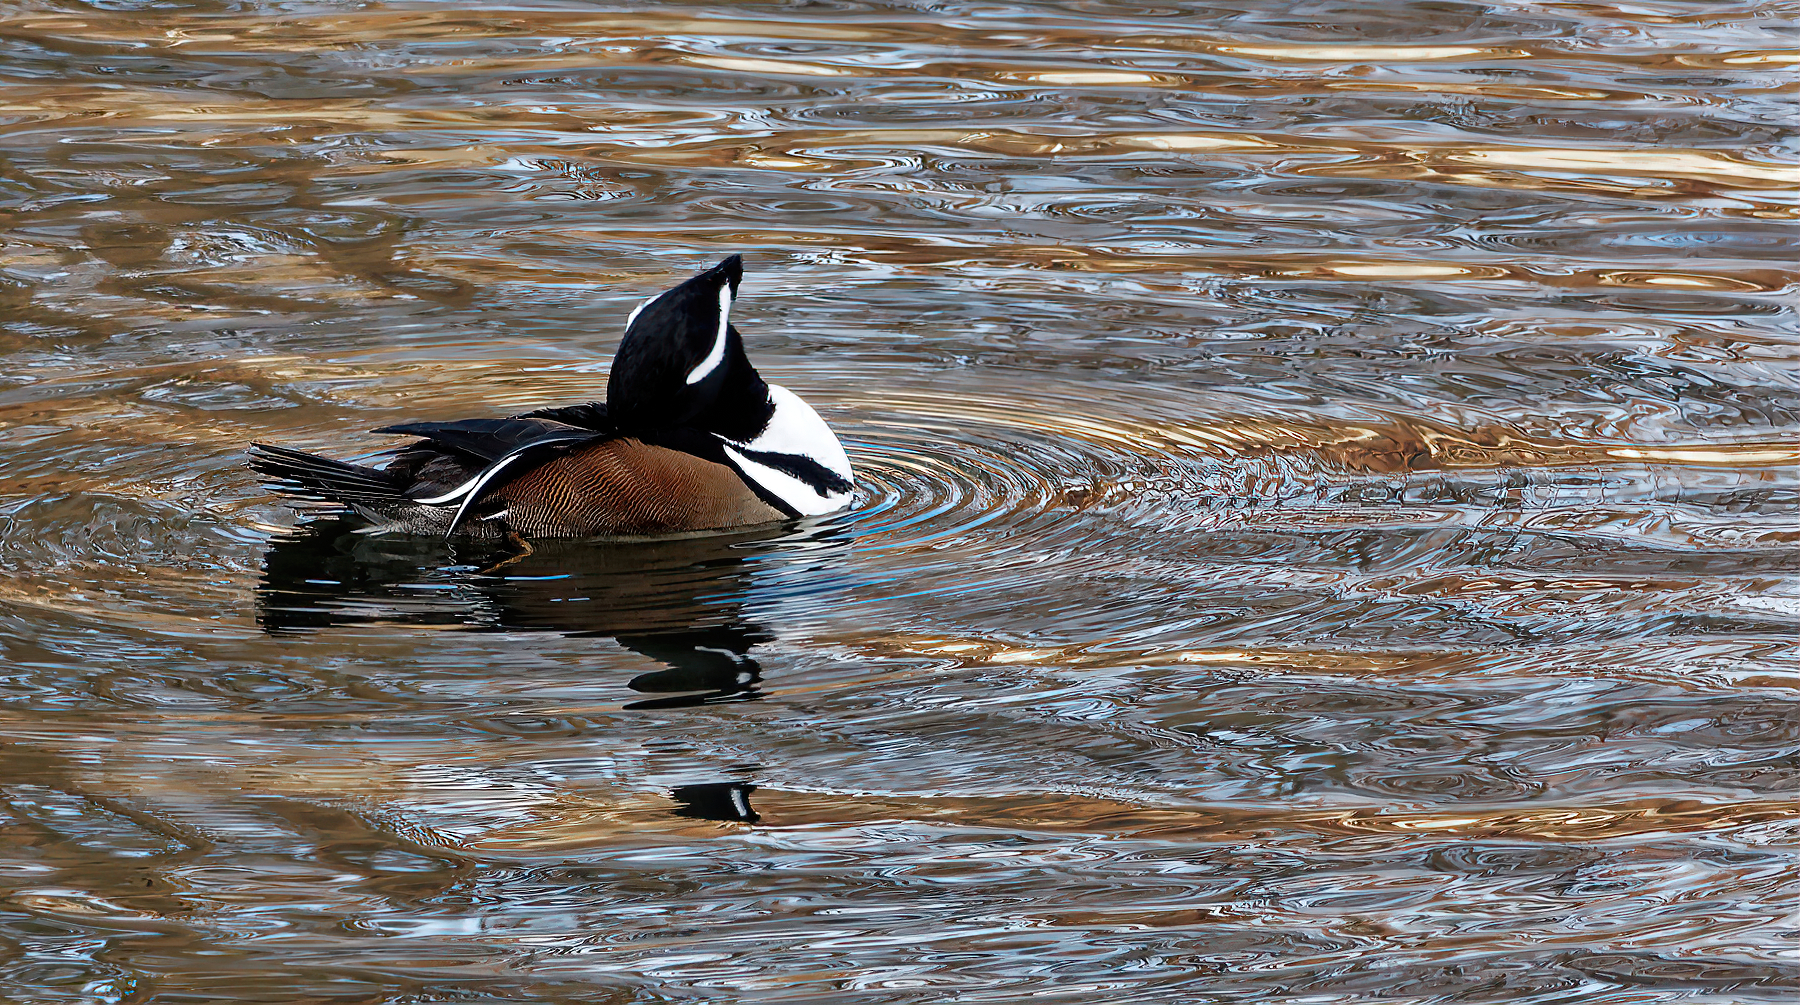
[247, 443, 409, 508]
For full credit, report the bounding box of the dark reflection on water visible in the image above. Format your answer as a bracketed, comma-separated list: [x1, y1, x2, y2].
[670, 781, 760, 823]
[1, 0, 1796, 1000]
[257, 520, 837, 706]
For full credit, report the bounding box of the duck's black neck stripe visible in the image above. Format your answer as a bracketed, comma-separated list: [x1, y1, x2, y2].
[726, 443, 854, 497]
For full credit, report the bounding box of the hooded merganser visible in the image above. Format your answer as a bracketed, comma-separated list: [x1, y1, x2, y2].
[248, 255, 855, 538]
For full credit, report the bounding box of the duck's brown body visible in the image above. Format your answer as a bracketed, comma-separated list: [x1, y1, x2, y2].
[489, 438, 783, 537]
[250, 415, 787, 540]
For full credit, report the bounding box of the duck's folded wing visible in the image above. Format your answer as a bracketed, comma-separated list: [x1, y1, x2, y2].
[374, 419, 609, 536]
[373, 416, 601, 464]
[512, 400, 610, 430]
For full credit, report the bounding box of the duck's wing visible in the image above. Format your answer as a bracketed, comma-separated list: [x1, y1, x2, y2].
[374, 416, 611, 536]
[373, 414, 609, 464]
[513, 400, 610, 430]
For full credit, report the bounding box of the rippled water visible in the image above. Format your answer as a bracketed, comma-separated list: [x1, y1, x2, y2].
[2, 0, 1796, 1000]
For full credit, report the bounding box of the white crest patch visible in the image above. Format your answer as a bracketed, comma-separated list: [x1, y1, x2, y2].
[684, 284, 733, 385]
[624, 295, 654, 330]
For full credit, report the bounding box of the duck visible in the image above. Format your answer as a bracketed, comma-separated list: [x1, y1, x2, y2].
[248, 255, 855, 539]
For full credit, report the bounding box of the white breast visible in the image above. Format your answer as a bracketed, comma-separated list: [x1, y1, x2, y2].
[719, 384, 854, 516]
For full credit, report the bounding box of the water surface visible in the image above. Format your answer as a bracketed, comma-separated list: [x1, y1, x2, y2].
[1, 1, 1796, 1001]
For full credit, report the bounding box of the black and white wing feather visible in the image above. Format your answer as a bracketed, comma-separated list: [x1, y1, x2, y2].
[373, 415, 609, 536]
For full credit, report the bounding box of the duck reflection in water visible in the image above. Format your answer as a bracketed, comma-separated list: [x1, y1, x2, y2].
[670, 782, 760, 824]
[256, 517, 845, 711]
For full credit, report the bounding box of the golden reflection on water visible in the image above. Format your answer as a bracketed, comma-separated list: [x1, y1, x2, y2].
[0, 0, 1796, 1000]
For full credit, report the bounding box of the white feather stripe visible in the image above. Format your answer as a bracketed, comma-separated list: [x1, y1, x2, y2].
[624, 295, 654, 329]
[443, 453, 526, 537]
[684, 284, 733, 385]
[721, 443, 851, 516]
[410, 432, 595, 529]
[413, 472, 485, 506]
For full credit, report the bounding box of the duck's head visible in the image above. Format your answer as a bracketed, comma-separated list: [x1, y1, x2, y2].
[606, 255, 855, 517]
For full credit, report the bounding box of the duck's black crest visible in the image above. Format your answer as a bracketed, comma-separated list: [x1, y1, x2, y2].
[606, 255, 772, 443]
